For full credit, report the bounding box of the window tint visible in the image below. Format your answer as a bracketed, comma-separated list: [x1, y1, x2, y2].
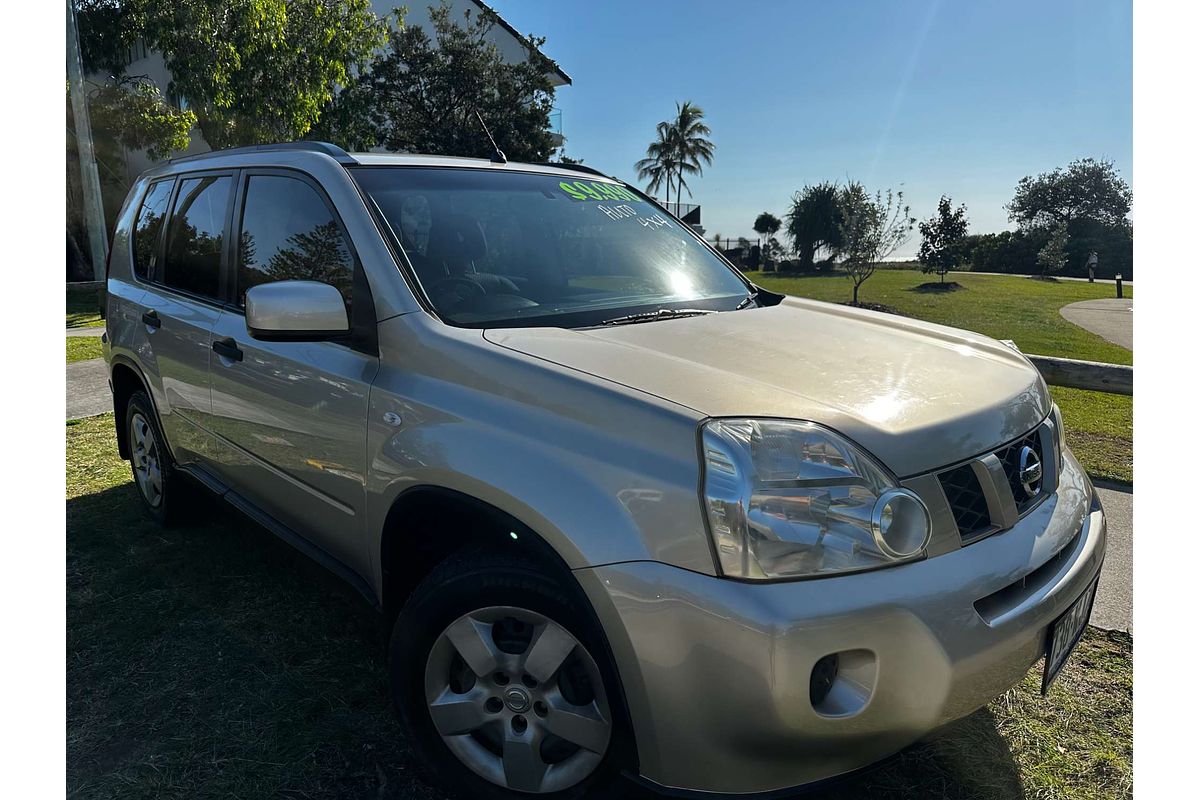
[162, 175, 231, 300]
[133, 180, 173, 280]
[237, 175, 353, 310]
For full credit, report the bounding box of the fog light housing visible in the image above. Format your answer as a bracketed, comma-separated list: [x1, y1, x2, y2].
[871, 489, 931, 559]
[809, 654, 839, 706]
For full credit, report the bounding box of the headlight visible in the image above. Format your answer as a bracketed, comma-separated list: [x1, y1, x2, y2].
[701, 419, 931, 580]
[1049, 403, 1066, 471]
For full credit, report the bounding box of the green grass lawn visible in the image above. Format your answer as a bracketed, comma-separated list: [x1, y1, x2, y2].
[1052, 387, 1132, 484]
[746, 270, 1133, 484]
[67, 336, 103, 365]
[68, 285, 104, 328]
[68, 414, 1131, 799]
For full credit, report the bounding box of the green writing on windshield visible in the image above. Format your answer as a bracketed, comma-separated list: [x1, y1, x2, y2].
[559, 180, 643, 203]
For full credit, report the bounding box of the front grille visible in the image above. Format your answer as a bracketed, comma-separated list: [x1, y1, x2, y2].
[995, 429, 1045, 513]
[938, 464, 992, 540]
[935, 422, 1051, 544]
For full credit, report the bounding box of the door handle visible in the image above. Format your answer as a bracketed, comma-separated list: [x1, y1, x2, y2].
[141, 310, 161, 329]
[212, 337, 243, 362]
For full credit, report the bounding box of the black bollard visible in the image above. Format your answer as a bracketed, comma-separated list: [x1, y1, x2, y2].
[1115, 274, 1123, 299]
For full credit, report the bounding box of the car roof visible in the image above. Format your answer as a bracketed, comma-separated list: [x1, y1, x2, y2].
[146, 141, 623, 183]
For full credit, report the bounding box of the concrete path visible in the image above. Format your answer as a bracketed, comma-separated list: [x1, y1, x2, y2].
[67, 326, 105, 337]
[67, 358, 110, 420]
[1060, 298, 1133, 350]
[1092, 486, 1131, 632]
[968, 271, 1133, 287]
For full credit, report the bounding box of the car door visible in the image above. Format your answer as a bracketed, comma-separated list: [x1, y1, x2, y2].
[136, 172, 235, 465]
[206, 170, 379, 577]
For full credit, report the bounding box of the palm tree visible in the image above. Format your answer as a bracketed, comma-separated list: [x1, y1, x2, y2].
[635, 101, 715, 207]
[666, 101, 715, 202]
[635, 122, 676, 204]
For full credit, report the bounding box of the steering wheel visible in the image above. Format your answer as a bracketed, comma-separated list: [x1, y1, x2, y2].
[430, 276, 487, 303]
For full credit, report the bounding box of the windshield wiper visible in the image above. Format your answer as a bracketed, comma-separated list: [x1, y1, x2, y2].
[735, 289, 761, 310]
[599, 308, 716, 326]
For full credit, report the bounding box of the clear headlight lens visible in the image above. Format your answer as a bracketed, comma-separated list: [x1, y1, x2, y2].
[1049, 403, 1066, 471]
[701, 419, 931, 580]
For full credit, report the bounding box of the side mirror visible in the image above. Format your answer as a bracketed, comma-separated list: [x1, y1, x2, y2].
[245, 280, 349, 341]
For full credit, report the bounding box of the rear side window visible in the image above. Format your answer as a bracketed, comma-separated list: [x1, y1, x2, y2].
[236, 175, 354, 310]
[133, 180, 173, 280]
[162, 175, 232, 300]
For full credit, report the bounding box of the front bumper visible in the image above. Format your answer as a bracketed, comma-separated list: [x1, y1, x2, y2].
[575, 450, 1106, 795]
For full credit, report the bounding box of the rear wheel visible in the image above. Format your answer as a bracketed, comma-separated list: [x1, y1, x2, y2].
[124, 391, 182, 526]
[390, 550, 630, 799]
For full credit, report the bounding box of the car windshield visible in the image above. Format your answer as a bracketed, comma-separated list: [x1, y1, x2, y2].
[351, 167, 751, 328]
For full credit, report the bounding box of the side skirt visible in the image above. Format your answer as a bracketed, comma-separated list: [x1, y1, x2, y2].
[177, 463, 379, 610]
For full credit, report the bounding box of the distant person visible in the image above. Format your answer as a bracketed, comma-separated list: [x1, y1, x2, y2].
[1086, 251, 1099, 282]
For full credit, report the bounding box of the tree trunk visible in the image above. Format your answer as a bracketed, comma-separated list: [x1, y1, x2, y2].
[799, 241, 814, 270]
[853, 280, 860, 304]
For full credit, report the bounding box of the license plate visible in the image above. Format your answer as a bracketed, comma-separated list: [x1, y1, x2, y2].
[1041, 577, 1099, 694]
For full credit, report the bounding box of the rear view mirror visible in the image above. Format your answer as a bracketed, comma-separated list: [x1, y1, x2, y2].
[245, 280, 349, 341]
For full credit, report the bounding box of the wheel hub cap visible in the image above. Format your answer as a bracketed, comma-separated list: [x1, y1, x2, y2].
[129, 412, 163, 509]
[503, 686, 532, 713]
[424, 606, 612, 794]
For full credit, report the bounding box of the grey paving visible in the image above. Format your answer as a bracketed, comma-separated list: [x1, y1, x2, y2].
[67, 326, 105, 337]
[1091, 486, 1132, 632]
[67, 358, 110, 420]
[968, 271, 1133, 286]
[1059, 298, 1133, 351]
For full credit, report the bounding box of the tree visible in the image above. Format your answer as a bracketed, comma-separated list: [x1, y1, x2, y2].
[917, 196, 969, 283]
[785, 182, 843, 271]
[87, 78, 195, 160]
[316, 3, 558, 161]
[753, 212, 782, 240]
[78, 0, 388, 149]
[665, 101, 715, 201]
[1036, 222, 1069, 278]
[635, 123, 676, 204]
[836, 183, 914, 304]
[635, 101, 715, 204]
[753, 212, 782, 270]
[1008, 157, 1132, 230]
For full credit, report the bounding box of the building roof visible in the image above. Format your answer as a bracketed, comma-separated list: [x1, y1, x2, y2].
[469, 0, 572, 86]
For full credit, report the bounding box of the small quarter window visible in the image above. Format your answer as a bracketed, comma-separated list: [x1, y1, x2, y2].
[132, 180, 173, 281]
[162, 175, 232, 300]
[236, 175, 354, 311]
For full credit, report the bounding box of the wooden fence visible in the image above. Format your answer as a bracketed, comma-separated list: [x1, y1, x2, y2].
[1027, 354, 1132, 395]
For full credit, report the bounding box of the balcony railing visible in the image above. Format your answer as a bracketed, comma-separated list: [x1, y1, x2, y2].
[655, 200, 701, 225]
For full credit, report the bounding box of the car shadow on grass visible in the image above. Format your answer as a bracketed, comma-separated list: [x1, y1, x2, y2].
[67, 482, 451, 799]
[67, 481, 1024, 800]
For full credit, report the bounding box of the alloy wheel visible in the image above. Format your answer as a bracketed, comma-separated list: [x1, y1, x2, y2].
[129, 412, 163, 508]
[424, 606, 612, 793]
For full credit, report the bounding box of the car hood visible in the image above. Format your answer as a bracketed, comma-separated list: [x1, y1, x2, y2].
[483, 297, 1049, 477]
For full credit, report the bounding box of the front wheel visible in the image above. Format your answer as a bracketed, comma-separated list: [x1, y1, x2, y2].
[390, 550, 630, 799]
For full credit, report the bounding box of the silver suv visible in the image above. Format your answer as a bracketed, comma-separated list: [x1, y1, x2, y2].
[104, 142, 1106, 798]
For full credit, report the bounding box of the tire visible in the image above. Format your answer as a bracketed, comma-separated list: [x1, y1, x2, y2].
[390, 549, 633, 800]
[124, 390, 184, 526]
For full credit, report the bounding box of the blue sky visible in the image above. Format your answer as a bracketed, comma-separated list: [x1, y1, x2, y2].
[492, 0, 1132, 257]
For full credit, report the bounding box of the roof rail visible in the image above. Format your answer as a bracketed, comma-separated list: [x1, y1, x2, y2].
[168, 141, 357, 165]
[532, 162, 621, 181]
